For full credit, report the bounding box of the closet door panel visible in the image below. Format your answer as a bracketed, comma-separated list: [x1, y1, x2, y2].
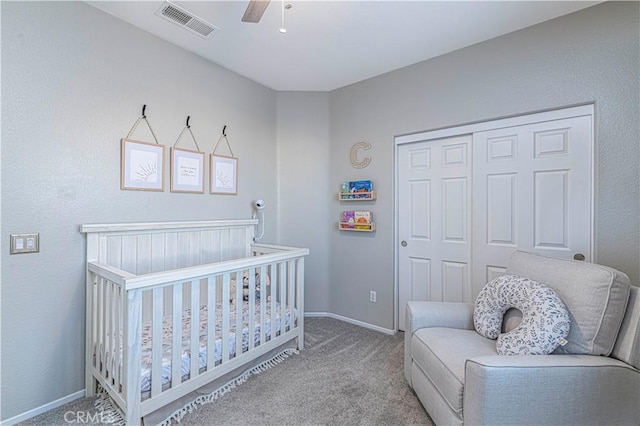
[472, 115, 592, 297]
[398, 135, 472, 330]
[486, 173, 517, 246]
[397, 107, 593, 330]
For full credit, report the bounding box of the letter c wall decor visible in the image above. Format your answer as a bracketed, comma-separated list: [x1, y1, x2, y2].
[350, 142, 372, 169]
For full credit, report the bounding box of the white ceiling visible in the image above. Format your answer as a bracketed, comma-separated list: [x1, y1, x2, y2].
[87, 1, 600, 91]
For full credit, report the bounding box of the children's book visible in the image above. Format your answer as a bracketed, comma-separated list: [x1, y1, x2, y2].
[354, 211, 372, 229]
[341, 211, 355, 228]
[349, 180, 373, 198]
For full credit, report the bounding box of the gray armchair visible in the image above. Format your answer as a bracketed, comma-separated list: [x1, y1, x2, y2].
[404, 251, 640, 425]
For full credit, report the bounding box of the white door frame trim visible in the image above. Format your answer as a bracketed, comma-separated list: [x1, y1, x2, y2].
[393, 103, 595, 331]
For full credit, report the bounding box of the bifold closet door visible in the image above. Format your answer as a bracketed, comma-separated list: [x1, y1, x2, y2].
[471, 115, 592, 297]
[397, 114, 593, 330]
[397, 135, 472, 330]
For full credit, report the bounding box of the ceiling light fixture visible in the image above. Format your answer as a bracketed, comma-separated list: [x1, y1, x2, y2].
[279, 1, 292, 34]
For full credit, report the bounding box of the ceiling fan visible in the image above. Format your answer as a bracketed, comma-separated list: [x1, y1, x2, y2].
[241, 0, 271, 23]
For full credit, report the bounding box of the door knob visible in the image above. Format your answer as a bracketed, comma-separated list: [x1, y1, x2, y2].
[401, 240, 408, 247]
[573, 253, 585, 261]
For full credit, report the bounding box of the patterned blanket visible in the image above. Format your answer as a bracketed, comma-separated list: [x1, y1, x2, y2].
[137, 301, 292, 393]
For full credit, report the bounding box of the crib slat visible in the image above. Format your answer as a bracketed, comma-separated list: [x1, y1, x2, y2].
[296, 257, 305, 349]
[259, 265, 267, 346]
[177, 232, 190, 268]
[207, 277, 216, 370]
[189, 231, 201, 267]
[121, 235, 137, 274]
[89, 274, 98, 371]
[270, 263, 277, 341]
[98, 278, 105, 374]
[244, 228, 253, 258]
[164, 232, 178, 271]
[222, 274, 230, 363]
[106, 236, 122, 269]
[124, 289, 143, 425]
[105, 280, 112, 380]
[235, 271, 243, 357]
[111, 282, 120, 384]
[136, 234, 152, 275]
[108, 281, 117, 383]
[200, 230, 212, 264]
[114, 284, 122, 390]
[95, 278, 101, 372]
[151, 288, 163, 397]
[211, 230, 221, 263]
[288, 260, 295, 333]
[220, 229, 230, 261]
[190, 280, 200, 379]
[233, 228, 243, 259]
[279, 262, 287, 337]
[151, 233, 166, 273]
[101, 280, 111, 378]
[171, 285, 183, 388]
[248, 268, 255, 351]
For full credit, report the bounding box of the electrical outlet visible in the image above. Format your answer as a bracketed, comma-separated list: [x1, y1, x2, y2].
[369, 290, 377, 303]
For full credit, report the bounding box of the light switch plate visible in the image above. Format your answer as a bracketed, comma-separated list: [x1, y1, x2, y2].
[10, 233, 39, 254]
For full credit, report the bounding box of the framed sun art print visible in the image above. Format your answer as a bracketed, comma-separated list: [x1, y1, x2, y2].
[121, 138, 165, 191]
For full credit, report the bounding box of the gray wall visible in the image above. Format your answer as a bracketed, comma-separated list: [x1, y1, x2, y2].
[329, 1, 639, 330]
[2, 0, 639, 421]
[1, 2, 279, 420]
[276, 92, 331, 312]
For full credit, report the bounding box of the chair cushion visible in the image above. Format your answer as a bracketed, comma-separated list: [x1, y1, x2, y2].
[507, 251, 630, 355]
[411, 328, 496, 414]
[474, 275, 571, 355]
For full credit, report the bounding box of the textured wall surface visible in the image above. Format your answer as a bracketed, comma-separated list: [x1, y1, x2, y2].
[1, 2, 278, 420]
[2, 0, 639, 421]
[276, 92, 331, 312]
[329, 1, 639, 330]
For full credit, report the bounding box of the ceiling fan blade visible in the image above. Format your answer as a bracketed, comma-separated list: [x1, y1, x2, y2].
[242, 0, 271, 23]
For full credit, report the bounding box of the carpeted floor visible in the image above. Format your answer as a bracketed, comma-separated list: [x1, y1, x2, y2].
[20, 317, 433, 425]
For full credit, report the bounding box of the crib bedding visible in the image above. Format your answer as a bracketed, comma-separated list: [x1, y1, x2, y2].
[137, 300, 293, 393]
[101, 301, 293, 393]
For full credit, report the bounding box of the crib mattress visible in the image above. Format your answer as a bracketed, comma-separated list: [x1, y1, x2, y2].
[138, 301, 293, 393]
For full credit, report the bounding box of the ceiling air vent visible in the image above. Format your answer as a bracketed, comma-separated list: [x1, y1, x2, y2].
[155, 2, 218, 39]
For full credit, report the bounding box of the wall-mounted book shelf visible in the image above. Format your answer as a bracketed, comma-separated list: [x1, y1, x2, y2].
[338, 181, 376, 233]
[341, 210, 373, 232]
[338, 222, 377, 232]
[338, 191, 377, 201]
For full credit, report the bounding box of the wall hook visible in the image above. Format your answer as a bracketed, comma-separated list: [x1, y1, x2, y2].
[222, 125, 227, 137]
[186, 116, 191, 128]
[142, 104, 147, 118]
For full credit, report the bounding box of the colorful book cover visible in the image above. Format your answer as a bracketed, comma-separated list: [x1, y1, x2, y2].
[354, 211, 372, 229]
[349, 180, 373, 198]
[342, 211, 355, 228]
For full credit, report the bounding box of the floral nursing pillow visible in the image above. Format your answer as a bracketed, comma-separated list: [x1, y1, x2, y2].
[474, 275, 571, 355]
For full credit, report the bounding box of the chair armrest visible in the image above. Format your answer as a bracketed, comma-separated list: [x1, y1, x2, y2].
[405, 301, 475, 332]
[404, 301, 475, 386]
[464, 355, 640, 425]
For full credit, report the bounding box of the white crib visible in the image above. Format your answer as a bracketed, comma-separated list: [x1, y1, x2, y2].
[81, 220, 309, 425]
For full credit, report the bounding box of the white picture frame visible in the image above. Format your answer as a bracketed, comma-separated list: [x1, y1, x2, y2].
[210, 154, 238, 195]
[170, 147, 205, 193]
[121, 138, 165, 191]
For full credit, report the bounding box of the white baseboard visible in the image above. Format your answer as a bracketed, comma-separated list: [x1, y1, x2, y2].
[305, 312, 396, 335]
[0, 390, 85, 426]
